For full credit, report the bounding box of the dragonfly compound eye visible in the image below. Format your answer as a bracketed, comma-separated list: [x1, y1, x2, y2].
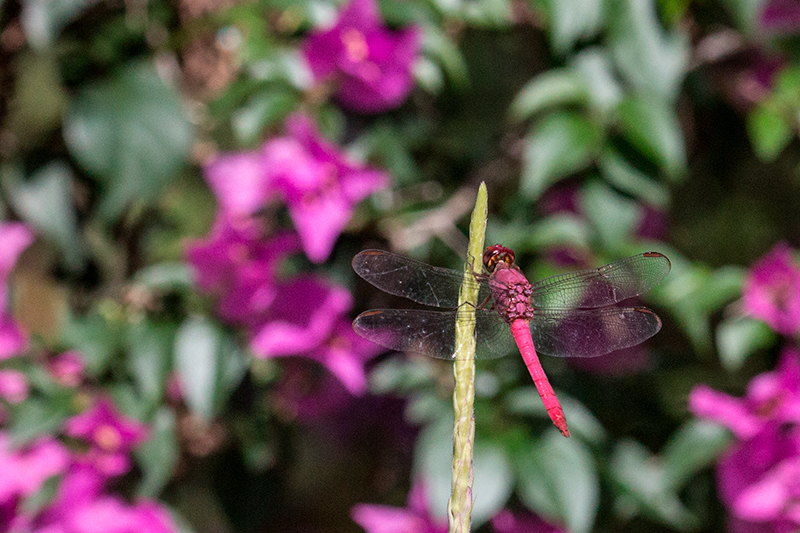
[483, 245, 516, 272]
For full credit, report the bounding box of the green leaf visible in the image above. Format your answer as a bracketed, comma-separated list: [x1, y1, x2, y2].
[64, 61, 193, 220]
[414, 416, 513, 526]
[607, 0, 689, 100]
[421, 28, 468, 88]
[133, 262, 194, 292]
[216, 334, 248, 413]
[616, 95, 687, 180]
[231, 89, 296, 146]
[136, 407, 179, 498]
[747, 104, 793, 161]
[516, 429, 599, 533]
[719, 0, 768, 32]
[21, 0, 99, 49]
[61, 311, 123, 377]
[10, 396, 71, 445]
[509, 69, 589, 122]
[580, 180, 641, 250]
[609, 440, 698, 530]
[662, 420, 732, 488]
[598, 148, 670, 208]
[174, 316, 222, 421]
[521, 112, 601, 199]
[571, 48, 622, 116]
[504, 387, 606, 444]
[368, 357, 436, 394]
[173, 316, 247, 420]
[526, 214, 590, 250]
[693, 265, 746, 312]
[4, 160, 85, 271]
[716, 316, 776, 371]
[536, 0, 604, 54]
[126, 320, 175, 407]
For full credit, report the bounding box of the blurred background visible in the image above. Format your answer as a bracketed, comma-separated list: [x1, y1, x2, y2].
[1, 0, 800, 531]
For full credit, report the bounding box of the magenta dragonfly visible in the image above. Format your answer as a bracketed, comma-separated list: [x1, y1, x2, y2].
[352, 246, 671, 437]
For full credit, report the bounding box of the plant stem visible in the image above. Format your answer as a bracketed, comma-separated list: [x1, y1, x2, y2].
[448, 182, 487, 533]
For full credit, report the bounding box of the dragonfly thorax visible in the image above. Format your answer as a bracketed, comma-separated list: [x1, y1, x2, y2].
[489, 263, 535, 323]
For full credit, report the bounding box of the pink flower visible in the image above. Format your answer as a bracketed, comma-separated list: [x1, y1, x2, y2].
[690, 347, 800, 531]
[264, 114, 388, 262]
[312, 319, 385, 394]
[0, 223, 34, 360]
[41, 496, 177, 533]
[0, 435, 69, 503]
[37, 462, 107, 526]
[733, 454, 800, 529]
[690, 347, 800, 438]
[186, 222, 300, 326]
[303, 0, 420, 113]
[48, 351, 85, 387]
[250, 276, 352, 357]
[761, 0, 800, 33]
[491, 509, 566, 533]
[717, 427, 800, 532]
[64, 399, 148, 476]
[742, 243, 800, 335]
[203, 151, 273, 221]
[0, 369, 27, 403]
[352, 481, 447, 533]
[128, 500, 178, 533]
[251, 276, 379, 394]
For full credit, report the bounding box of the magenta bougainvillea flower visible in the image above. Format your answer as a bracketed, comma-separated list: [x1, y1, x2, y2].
[761, 0, 800, 33]
[689, 346, 800, 438]
[187, 222, 300, 326]
[0, 369, 27, 404]
[203, 151, 273, 222]
[251, 275, 381, 395]
[35, 462, 107, 530]
[48, 351, 85, 388]
[689, 347, 800, 531]
[303, 0, 420, 113]
[128, 500, 179, 533]
[491, 509, 566, 533]
[312, 319, 385, 394]
[37, 490, 178, 533]
[0, 435, 69, 503]
[352, 481, 447, 533]
[0, 223, 34, 360]
[64, 398, 148, 476]
[250, 275, 352, 356]
[742, 243, 800, 335]
[195, 114, 387, 264]
[264, 114, 388, 262]
[733, 454, 800, 529]
[0, 436, 69, 532]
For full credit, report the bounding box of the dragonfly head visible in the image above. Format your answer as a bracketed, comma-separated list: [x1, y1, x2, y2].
[483, 245, 516, 272]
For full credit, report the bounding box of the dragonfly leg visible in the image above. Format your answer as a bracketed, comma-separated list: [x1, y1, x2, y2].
[477, 294, 493, 309]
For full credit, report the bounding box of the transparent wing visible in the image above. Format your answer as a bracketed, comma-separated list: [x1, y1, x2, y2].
[352, 250, 491, 308]
[352, 308, 515, 360]
[530, 307, 662, 358]
[530, 252, 671, 309]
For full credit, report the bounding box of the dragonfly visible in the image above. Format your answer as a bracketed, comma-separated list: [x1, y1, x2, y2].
[352, 245, 671, 437]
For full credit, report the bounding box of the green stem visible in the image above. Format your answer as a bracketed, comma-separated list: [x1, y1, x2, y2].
[448, 183, 487, 533]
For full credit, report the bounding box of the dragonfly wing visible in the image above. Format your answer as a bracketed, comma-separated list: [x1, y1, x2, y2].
[530, 307, 662, 358]
[474, 310, 516, 360]
[352, 308, 513, 360]
[353, 250, 491, 308]
[530, 252, 671, 309]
